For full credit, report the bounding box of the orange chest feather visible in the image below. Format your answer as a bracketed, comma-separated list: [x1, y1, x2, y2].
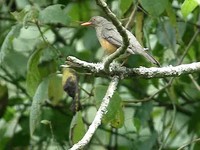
[99, 38, 118, 54]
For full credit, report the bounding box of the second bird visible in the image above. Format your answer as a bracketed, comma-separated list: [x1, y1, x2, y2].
[81, 16, 160, 66]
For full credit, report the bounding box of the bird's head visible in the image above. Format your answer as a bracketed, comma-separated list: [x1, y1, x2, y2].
[81, 16, 108, 27]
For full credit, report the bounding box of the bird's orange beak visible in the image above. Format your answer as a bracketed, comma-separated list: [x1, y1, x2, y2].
[81, 21, 92, 26]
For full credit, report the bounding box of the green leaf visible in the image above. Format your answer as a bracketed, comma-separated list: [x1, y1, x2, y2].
[120, 0, 133, 15]
[30, 78, 49, 136]
[134, 102, 153, 127]
[39, 4, 70, 24]
[138, 131, 158, 150]
[65, 2, 90, 22]
[0, 24, 22, 65]
[26, 48, 43, 96]
[110, 108, 124, 128]
[48, 73, 64, 105]
[156, 20, 176, 50]
[140, 0, 168, 16]
[133, 117, 141, 133]
[166, 1, 177, 27]
[69, 111, 85, 144]
[11, 6, 39, 28]
[181, 0, 199, 19]
[94, 85, 124, 127]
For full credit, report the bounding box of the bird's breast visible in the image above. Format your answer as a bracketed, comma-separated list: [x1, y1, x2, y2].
[99, 38, 118, 54]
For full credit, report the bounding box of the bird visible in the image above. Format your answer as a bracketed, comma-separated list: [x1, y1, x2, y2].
[81, 16, 160, 66]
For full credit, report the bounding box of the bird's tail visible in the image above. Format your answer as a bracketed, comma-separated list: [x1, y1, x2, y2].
[142, 52, 160, 67]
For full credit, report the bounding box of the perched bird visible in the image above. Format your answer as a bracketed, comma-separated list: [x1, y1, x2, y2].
[62, 68, 81, 113]
[81, 16, 160, 66]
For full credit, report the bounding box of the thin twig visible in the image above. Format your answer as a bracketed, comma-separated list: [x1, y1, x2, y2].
[177, 138, 200, 150]
[189, 74, 200, 91]
[125, 0, 139, 29]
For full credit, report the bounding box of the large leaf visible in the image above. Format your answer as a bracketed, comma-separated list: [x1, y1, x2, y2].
[26, 48, 43, 96]
[0, 24, 22, 65]
[30, 78, 49, 136]
[39, 4, 70, 24]
[140, 0, 168, 16]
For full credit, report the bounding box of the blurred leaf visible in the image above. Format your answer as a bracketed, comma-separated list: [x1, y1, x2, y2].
[94, 85, 124, 127]
[12, 116, 30, 147]
[11, 8, 27, 22]
[156, 20, 176, 50]
[65, 1, 90, 22]
[0, 84, 8, 118]
[39, 4, 70, 24]
[11, 6, 39, 28]
[120, 0, 133, 14]
[69, 111, 85, 145]
[135, 12, 144, 45]
[181, 0, 199, 19]
[134, 102, 153, 127]
[48, 73, 64, 105]
[39, 107, 72, 142]
[166, 1, 177, 27]
[138, 131, 158, 150]
[194, 141, 200, 150]
[26, 48, 43, 96]
[30, 77, 49, 136]
[133, 117, 141, 133]
[4, 51, 28, 77]
[188, 106, 200, 134]
[0, 24, 22, 65]
[38, 60, 57, 78]
[140, 0, 168, 16]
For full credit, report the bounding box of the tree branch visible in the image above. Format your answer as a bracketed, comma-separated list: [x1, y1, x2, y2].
[69, 76, 119, 150]
[63, 56, 200, 79]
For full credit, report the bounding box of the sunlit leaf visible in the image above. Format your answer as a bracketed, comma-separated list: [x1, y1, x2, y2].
[181, 0, 199, 19]
[26, 48, 43, 96]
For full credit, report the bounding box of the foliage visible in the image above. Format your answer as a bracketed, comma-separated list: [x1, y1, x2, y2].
[0, 0, 200, 149]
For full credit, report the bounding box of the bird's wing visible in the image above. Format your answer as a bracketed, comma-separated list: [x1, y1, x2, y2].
[101, 23, 122, 47]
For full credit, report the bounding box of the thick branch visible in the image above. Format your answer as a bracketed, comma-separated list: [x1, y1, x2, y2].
[64, 56, 200, 79]
[69, 76, 119, 150]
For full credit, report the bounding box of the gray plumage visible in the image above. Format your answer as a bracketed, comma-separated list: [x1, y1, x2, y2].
[88, 16, 160, 66]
